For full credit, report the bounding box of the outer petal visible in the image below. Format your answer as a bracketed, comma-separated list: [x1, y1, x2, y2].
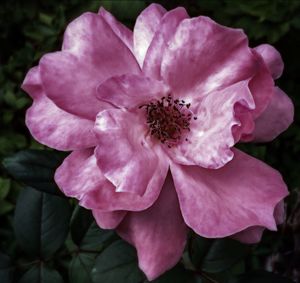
[96, 74, 169, 108]
[170, 149, 288, 238]
[94, 109, 169, 196]
[92, 210, 126, 229]
[133, 3, 166, 67]
[165, 80, 255, 169]
[161, 16, 258, 99]
[98, 7, 133, 52]
[117, 174, 188, 281]
[250, 87, 294, 142]
[143, 7, 189, 79]
[55, 149, 167, 212]
[232, 201, 285, 244]
[22, 67, 97, 151]
[254, 44, 284, 79]
[40, 12, 140, 120]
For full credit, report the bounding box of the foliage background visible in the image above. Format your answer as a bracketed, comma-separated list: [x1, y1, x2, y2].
[0, 0, 299, 282]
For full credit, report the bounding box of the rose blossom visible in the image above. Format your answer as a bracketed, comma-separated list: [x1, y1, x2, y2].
[22, 4, 294, 280]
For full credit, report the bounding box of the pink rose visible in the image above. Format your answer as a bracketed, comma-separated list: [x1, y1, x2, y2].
[22, 4, 294, 280]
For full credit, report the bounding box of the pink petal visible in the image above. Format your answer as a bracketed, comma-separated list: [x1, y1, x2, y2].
[170, 149, 288, 238]
[165, 80, 255, 169]
[133, 3, 166, 67]
[98, 7, 133, 53]
[55, 150, 166, 212]
[92, 210, 126, 229]
[143, 7, 189, 79]
[117, 174, 187, 281]
[96, 74, 169, 108]
[94, 109, 169, 196]
[232, 201, 285, 244]
[161, 16, 259, 99]
[22, 67, 97, 151]
[254, 44, 284, 79]
[40, 12, 140, 120]
[251, 87, 294, 142]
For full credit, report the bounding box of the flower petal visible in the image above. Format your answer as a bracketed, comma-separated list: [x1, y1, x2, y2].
[92, 210, 127, 229]
[143, 7, 189, 79]
[251, 87, 294, 142]
[117, 173, 187, 281]
[254, 44, 284, 79]
[165, 80, 255, 169]
[96, 74, 169, 108]
[94, 109, 169, 196]
[133, 3, 166, 67]
[98, 7, 133, 52]
[231, 201, 285, 244]
[40, 12, 140, 120]
[161, 16, 258, 98]
[22, 67, 97, 151]
[170, 149, 288, 238]
[55, 149, 167, 212]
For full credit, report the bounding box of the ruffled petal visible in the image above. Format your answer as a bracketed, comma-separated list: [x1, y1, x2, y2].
[92, 210, 126, 229]
[22, 67, 97, 151]
[254, 44, 284, 79]
[161, 16, 259, 99]
[98, 7, 133, 52]
[170, 149, 288, 238]
[232, 201, 285, 244]
[117, 174, 187, 281]
[133, 3, 166, 67]
[94, 109, 169, 195]
[165, 80, 255, 169]
[251, 87, 294, 142]
[55, 149, 167, 212]
[143, 7, 189, 79]
[40, 12, 140, 120]
[96, 74, 169, 108]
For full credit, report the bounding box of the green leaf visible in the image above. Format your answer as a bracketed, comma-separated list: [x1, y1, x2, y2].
[0, 178, 11, 200]
[70, 205, 94, 246]
[231, 270, 294, 283]
[69, 253, 95, 283]
[91, 240, 144, 283]
[2, 150, 66, 196]
[14, 187, 71, 258]
[0, 200, 14, 215]
[151, 264, 198, 283]
[0, 253, 13, 283]
[18, 265, 64, 283]
[190, 236, 249, 273]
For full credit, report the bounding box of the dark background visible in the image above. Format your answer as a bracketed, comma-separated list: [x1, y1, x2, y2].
[0, 1, 299, 282]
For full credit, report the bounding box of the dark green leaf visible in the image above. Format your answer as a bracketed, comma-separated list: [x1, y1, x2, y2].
[69, 253, 95, 283]
[2, 150, 66, 196]
[14, 187, 71, 258]
[18, 265, 64, 283]
[0, 253, 13, 283]
[231, 270, 294, 283]
[91, 240, 144, 283]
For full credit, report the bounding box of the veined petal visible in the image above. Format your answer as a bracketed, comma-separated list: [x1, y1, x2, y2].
[133, 3, 166, 67]
[254, 44, 284, 79]
[55, 149, 167, 212]
[22, 67, 97, 150]
[117, 173, 187, 281]
[40, 12, 140, 120]
[96, 74, 169, 109]
[94, 109, 169, 196]
[92, 210, 127, 229]
[143, 7, 189, 79]
[170, 149, 288, 238]
[165, 80, 255, 169]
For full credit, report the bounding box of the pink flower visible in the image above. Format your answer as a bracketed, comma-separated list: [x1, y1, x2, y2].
[22, 4, 294, 280]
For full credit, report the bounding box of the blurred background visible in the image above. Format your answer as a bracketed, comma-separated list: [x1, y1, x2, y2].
[0, 1, 299, 282]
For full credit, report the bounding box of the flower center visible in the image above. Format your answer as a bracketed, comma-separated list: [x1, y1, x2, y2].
[139, 94, 197, 147]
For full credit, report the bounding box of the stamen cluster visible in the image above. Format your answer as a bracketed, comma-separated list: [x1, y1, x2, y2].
[139, 94, 197, 147]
